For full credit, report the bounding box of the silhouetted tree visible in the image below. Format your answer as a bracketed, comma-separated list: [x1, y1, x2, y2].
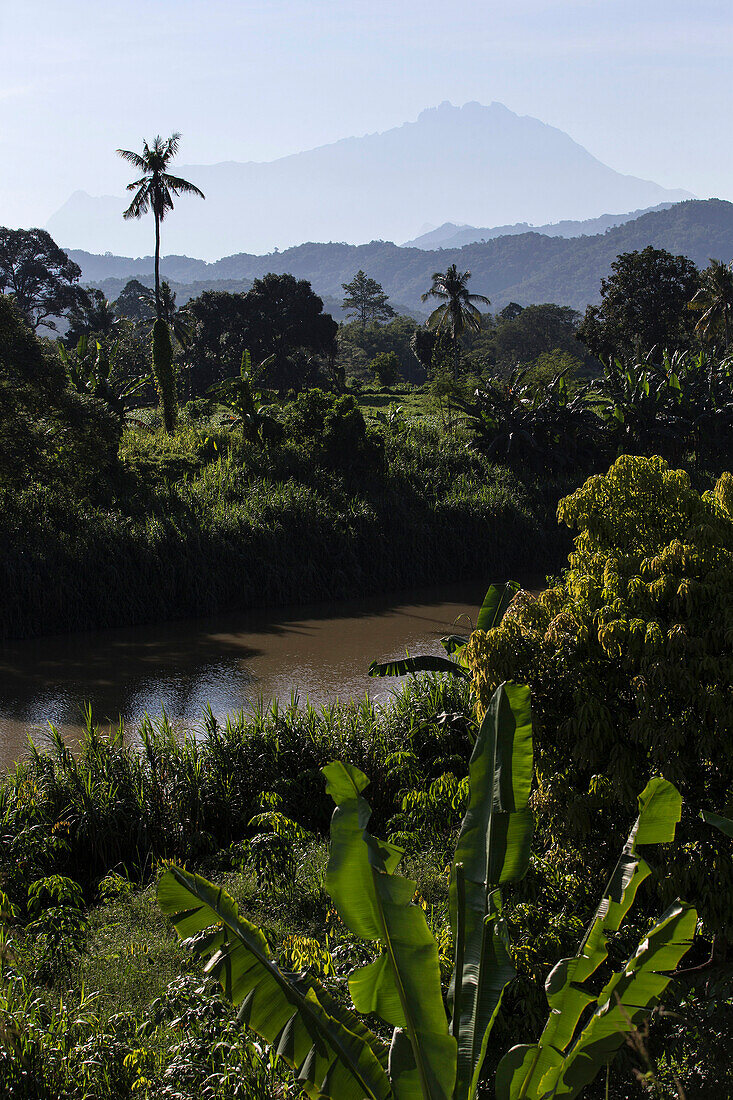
[688, 258, 733, 350]
[577, 246, 699, 360]
[421, 264, 490, 377]
[341, 270, 396, 328]
[65, 288, 118, 345]
[0, 227, 85, 331]
[117, 134, 204, 319]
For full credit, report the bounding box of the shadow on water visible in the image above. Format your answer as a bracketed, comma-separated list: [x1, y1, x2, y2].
[0, 577, 542, 767]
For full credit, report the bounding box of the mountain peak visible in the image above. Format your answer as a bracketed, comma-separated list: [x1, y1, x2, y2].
[47, 103, 693, 260]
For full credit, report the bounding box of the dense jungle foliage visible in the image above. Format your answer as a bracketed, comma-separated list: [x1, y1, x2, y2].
[2, 225, 733, 1097]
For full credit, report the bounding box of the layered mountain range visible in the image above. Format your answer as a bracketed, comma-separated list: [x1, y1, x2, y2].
[72, 199, 733, 316]
[48, 101, 692, 259]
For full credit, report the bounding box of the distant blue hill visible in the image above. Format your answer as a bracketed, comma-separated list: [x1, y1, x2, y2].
[401, 204, 677, 249]
[49, 101, 692, 259]
[70, 199, 733, 315]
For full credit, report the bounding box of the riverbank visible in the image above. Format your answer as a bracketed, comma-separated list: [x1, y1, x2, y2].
[0, 417, 569, 641]
[0, 676, 715, 1098]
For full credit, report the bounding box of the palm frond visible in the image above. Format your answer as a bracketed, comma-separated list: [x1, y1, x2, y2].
[116, 149, 148, 170]
[122, 186, 151, 220]
[160, 173, 205, 199]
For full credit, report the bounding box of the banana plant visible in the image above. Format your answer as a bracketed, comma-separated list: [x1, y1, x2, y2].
[495, 778, 696, 1100]
[158, 679, 533, 1100]
[208, 348, 282, 445]
[701, 808, 733, 838]
[368, 581, 520, 681]
[58, 335, 149, 419]
[158, 687, 695, 1100]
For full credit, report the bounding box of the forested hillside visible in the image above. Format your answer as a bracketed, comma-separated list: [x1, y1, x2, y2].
[71, 198, 733, 313]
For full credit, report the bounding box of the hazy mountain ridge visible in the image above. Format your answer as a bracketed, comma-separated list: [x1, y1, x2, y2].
[70, 199, 733, 315]
[402, 204, 677, 249]
[48, 101, 692, 258]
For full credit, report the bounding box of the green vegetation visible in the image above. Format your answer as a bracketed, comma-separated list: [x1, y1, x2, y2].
[342, 270, 396, 328]
[151, 318, 177, 432]
[466, 455, 733, 936]
[421, 265, 490, 378]
[2, 188, 733, 1097]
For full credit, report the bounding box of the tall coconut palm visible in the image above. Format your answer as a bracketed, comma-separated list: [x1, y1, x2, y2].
[689, 258, 733, 351]
[117, 134, 204, 319]
[421, 264, 490, 378]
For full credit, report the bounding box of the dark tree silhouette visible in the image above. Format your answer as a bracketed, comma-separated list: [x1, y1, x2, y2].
[117, 134, 204, 319]
[0, 228, 85, 331]
[421, 264, 490, 377]
[689, 258, 733, 350]
[341, 270, 396, 328]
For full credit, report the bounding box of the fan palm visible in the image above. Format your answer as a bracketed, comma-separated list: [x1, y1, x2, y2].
[689, 258, 733, 350]
[421, 264, 490, 377]
[116, 134, 204, 319]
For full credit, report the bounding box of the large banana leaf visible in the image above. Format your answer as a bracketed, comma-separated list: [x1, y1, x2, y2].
[449, 682, 533, 1100]
[158, 866, 392, 1100]
[323, 761, 457, 1100]
[370, 581, 519, 677]
[368, 656, 470, 679]
[495, 778, 684, 1100]
[553, 902, 697, 1098]
[701, 808, 733, 837]
[475, 582, 521, 633]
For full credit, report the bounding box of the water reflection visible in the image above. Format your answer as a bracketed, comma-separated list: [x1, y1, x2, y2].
[0, 580, 508, 767]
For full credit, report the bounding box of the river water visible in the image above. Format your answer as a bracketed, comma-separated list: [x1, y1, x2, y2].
[0, 579, 509, 768]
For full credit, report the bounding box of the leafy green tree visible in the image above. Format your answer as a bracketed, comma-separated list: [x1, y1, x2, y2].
[491, 304, 589, 373]
[577, 246, 700, 360]
[465, 454, 733, 937]
[0, 295, 119, 493]
[0, 227, 86, 331]
[689, 257, 733, 350]
[421, 265, 490, 378]
[186, 291, 251, 392]
[341, 270, 396, 328]
[368, 350, 400, 386]
[117, 134, 205, 319]
[114, 278, 156, 323]
[339, 316, 421, 384]
[245, 273, 338, 391]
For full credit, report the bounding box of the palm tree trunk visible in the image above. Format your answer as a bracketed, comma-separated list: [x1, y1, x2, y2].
[725, 304, 730, 352]
[154, 212, 161, 321]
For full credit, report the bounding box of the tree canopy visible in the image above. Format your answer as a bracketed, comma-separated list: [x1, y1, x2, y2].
[0, 295, 119, 493]
[688, 258, 733, 350]
[577, 245, 700, 360]
[185, 276, 338, 394]
[0, 228, 85, 331]
[341, 270, 396, 327]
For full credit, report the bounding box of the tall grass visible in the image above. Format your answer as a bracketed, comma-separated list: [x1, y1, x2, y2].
[0, 675, 473, 895]
[0, 422, 558, 639]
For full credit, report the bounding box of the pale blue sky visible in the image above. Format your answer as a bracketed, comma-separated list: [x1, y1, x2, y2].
[1, 0, 731, 234]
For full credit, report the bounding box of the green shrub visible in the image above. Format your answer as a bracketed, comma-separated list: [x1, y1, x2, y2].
[152, 318, 177, 433]
[465, 453, 733, 935]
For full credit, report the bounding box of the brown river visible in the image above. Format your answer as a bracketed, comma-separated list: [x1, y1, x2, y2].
[0, 580, 514, 769]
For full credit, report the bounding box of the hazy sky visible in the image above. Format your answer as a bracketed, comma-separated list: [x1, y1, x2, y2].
[2, 0, 732, 233]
